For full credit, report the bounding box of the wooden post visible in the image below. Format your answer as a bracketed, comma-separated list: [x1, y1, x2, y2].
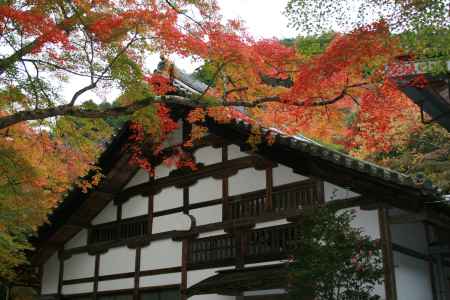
[93, 254, 100, 300]
[222, 146, 229, 221]
[265, 167, 273, 212]
[183, 187, 190, 214]
[57, 251, 64, 298]
[181, 239, 189, 300]
[378, 208, 397, 300]
[133, 247, 141, 300]
[424, 223, 438, 300]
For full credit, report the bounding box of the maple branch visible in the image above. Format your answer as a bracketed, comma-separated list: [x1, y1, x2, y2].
[0, 15, 78, 75]
[164, 0, 206, 32]
[68, 31, 139, 106]
[0, 82, 370, 129]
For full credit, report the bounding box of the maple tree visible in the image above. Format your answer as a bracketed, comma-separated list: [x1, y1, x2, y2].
[0, 0, 428, 280]
[285, 0, 450, 69]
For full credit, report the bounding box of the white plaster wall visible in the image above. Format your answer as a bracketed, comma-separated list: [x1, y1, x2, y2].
[391, 223, 428, 254]
[194, 146, 222, 165]
[229, 168, 265, 196]
[190, 177, 222, 204]
[188, 268, 230, 287]
[65, 229, 88, 249]
[122, 195, 148, 219]
[228, 144, 248, 160]
[91, 201, 117, 225]
[62, 283, 93, 295]
[41, 253, 59, 295]
[63, 253, 95, 280]
[153, 212, 186, 234]
[141, 239, 182, 270]
[394, 252, 433, 300]
[244, 289, 287, 296]
[140, 273, 181, 288]
[324, 182, 359, 202]
[339, 207, 384, 298]
[190, 205, 222, 226]
[245, 260, 288, 268]
[198, 230, 227, 238]
[162, 120, 183, 149]
[254, 219, 289, 230]
[190, 295, 234, 300]
[155, 163, 176, 179]
[154, 187, 183, 212]
[99, 247, 135, 275]
[125, 169, 149, 188]
[98, 278, 134, 292]
[188, 268, 235, 300]
[121, 169, 150, 219]
[341, 207, 381, 240]
[272, 165, 308, 187]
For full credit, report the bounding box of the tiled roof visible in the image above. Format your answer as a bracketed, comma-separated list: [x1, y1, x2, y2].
[166, 61, 444, 200]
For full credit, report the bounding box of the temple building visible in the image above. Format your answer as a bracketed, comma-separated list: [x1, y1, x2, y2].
[33, 69, 450, 300]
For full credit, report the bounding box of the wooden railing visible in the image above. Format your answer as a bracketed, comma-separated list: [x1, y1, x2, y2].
[228, 181, 322, 220]
[189, 234, 236, 266]
[188, 223, 301, 267]
[88, 181, 322, 245]
[89, 217, 148, 244]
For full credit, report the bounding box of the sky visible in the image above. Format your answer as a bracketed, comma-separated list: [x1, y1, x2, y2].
[170, 0, 299, 72]
[65, 1, 300, 103]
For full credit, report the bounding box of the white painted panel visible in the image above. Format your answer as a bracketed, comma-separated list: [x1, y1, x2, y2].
[154, 186, 183, 212]
[254, 219, 289, 229]
[245, 260, 288, 268]
[187, 267, 233, 287]
[153, 213, 186, 234]
[338, 207, 384, 299]
[188, 268, 239, 300]
[62, 283, 93, 295]
[125, 169, 148, 188]
[272, 165, 307, 187]
[228, 144, 248, 160]
[140, 273, 181, 288]
[194, 146, 222, 165]
[190, 295, 234, 300]
[99, 247, 135, 275]
[190, 205, 222, 226]
[64, 253, 95, 280]
[98, 278, 134, 292]
[41, 253, 59, 295]
[155, 163, 176, 179]
[162, 121, 183, 148]
[122, 195, 148, 219]
[198, 230, 226, 238]
[324, 182, 359, 202]
[141, 239, 182, 270]
[65, 229, 87, 249]
[391, 223, 428, 254]
[244, 289, 287, 296]
[394, 252, 433, 300]
[92, 201, 117, 225]
[229, 168, 265, 196]
[338, 207, 380, 240]
[190, 177, 222, 204]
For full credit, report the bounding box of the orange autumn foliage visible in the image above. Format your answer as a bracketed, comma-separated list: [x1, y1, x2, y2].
[0, 0, 424, 279]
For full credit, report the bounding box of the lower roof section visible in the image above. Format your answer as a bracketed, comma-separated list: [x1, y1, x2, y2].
[186, 264, 289, 296]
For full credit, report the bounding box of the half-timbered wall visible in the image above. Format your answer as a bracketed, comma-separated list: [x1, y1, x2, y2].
[40, 142, 428, 300]
[389, 209, 434, 300]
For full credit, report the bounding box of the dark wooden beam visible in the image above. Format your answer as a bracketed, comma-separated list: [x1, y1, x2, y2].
[118, 156, 269, 202]
[379, 208, 397, 300]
